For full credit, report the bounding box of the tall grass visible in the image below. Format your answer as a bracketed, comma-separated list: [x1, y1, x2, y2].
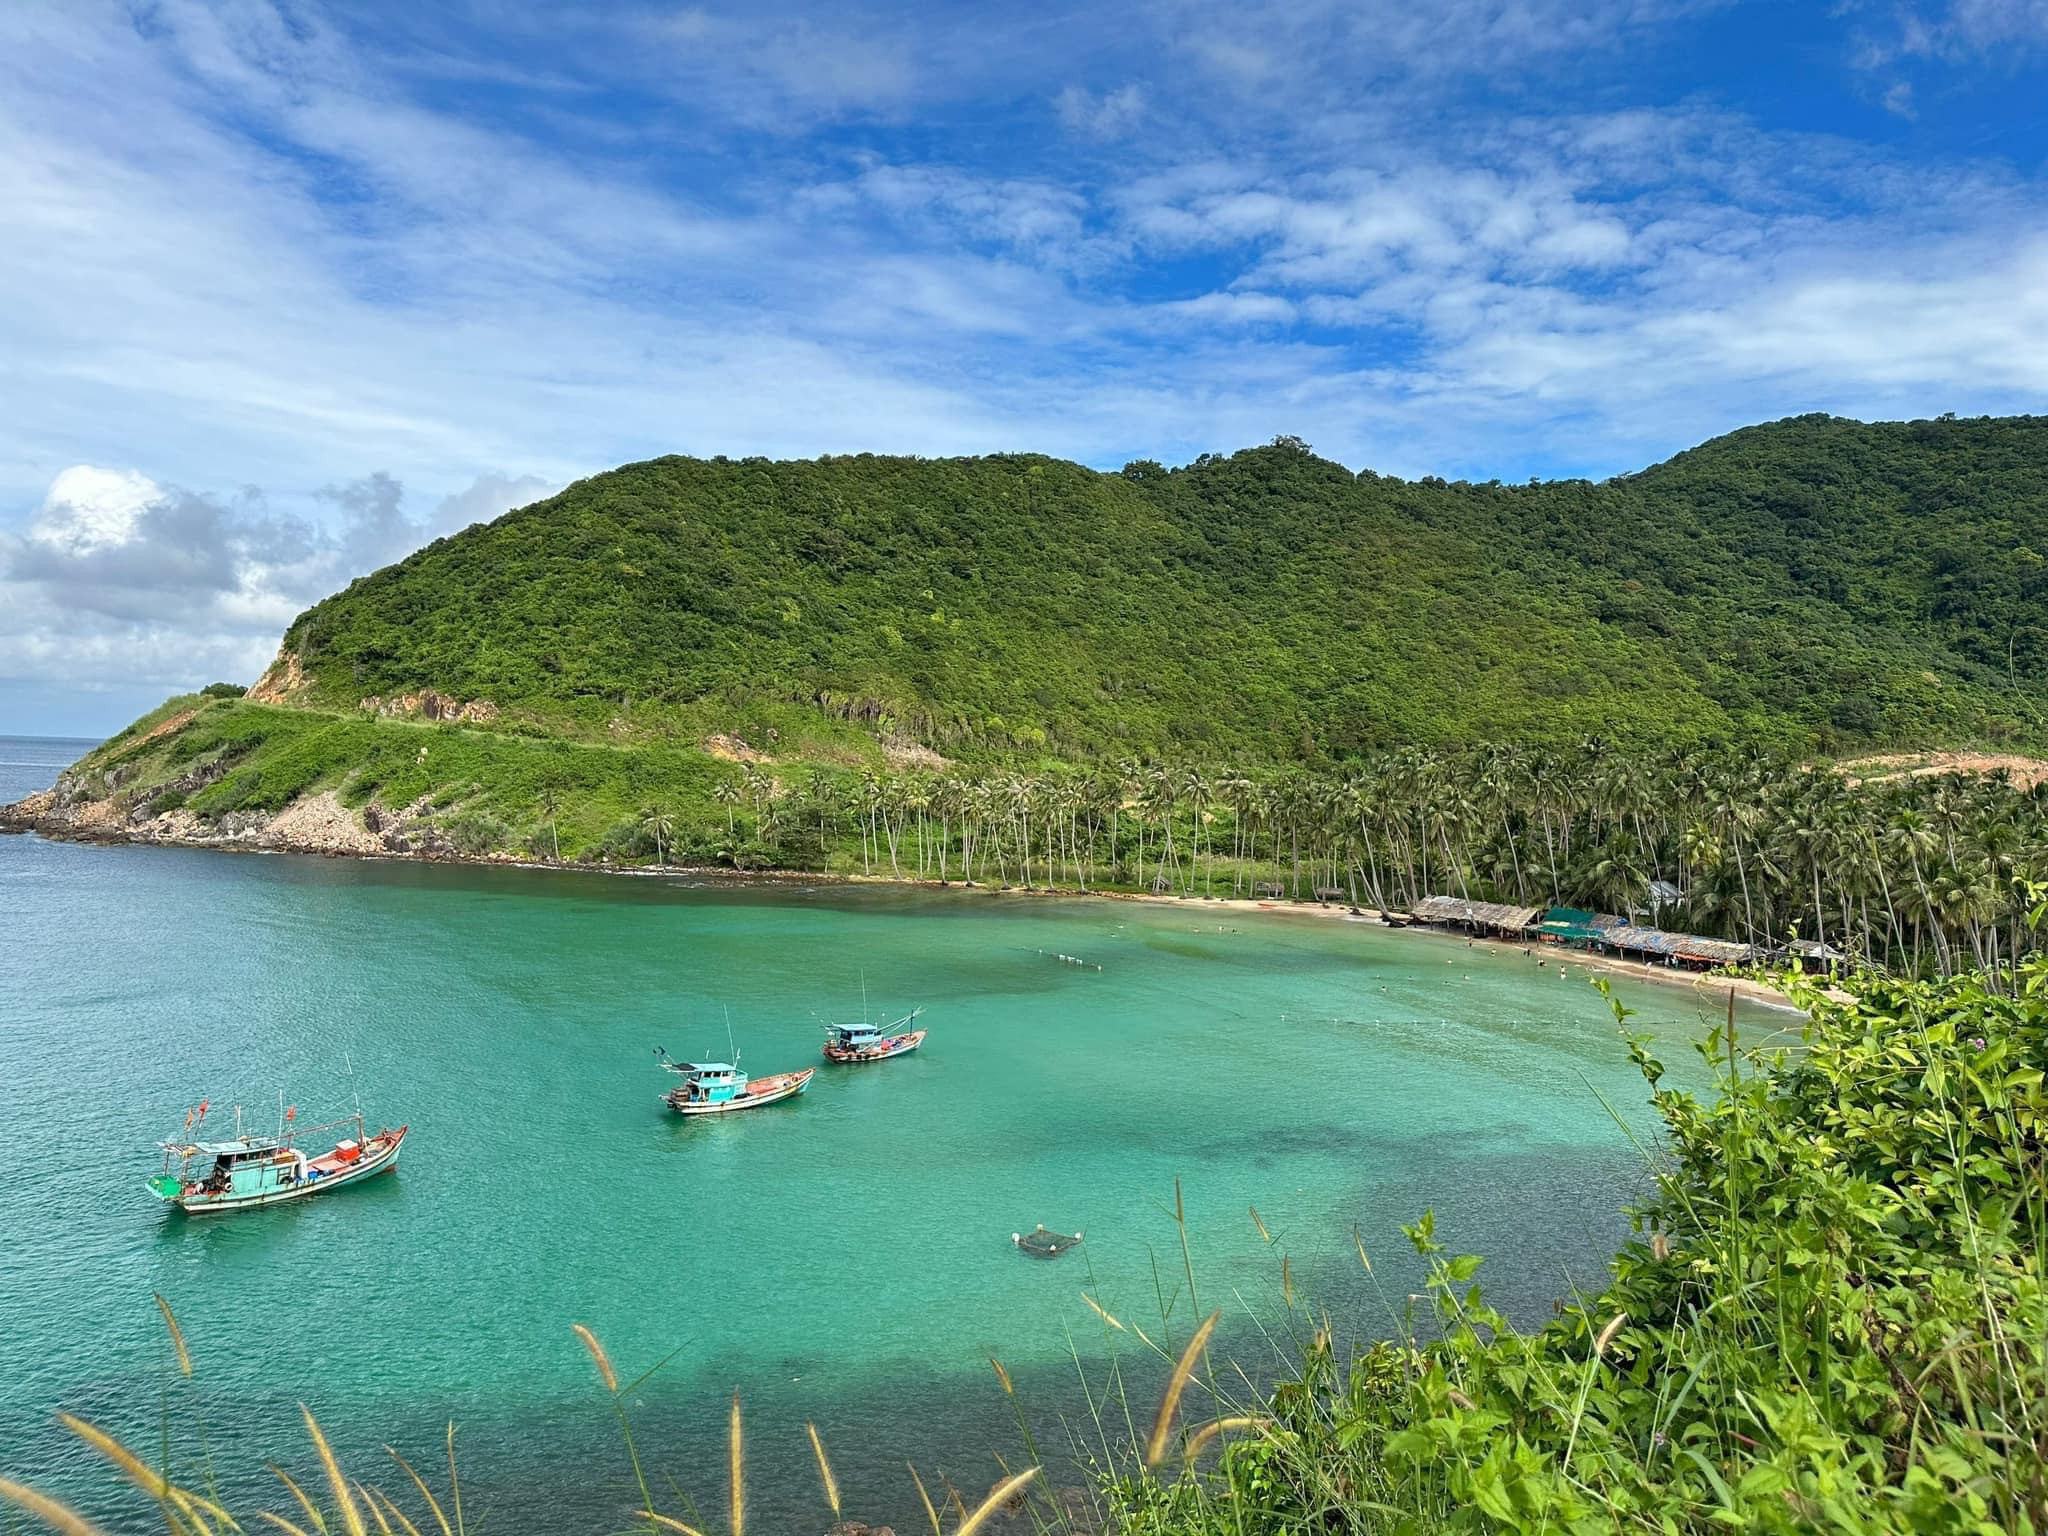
[0, 1306, 1050, 1536]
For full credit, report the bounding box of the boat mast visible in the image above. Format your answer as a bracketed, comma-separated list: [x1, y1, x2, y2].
[346, 1051, 364, 1139]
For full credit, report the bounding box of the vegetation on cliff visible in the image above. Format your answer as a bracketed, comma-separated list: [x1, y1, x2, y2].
[275, 415, 2048, 759]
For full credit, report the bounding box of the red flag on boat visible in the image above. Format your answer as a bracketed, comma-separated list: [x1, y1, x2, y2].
[285, 1105, 296, 1121]
[195, 1100, 209, 1122]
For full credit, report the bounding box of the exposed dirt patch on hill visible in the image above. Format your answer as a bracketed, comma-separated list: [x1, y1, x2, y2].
[265, 791, 385, 854]
[1840, 751, 2048, 789]
[359, 691, 500, 724]
[881, 734, 953, 770]
[704, 733, 774, 764]
[246, 649, 308, 703]
[132, 708, 197, 749]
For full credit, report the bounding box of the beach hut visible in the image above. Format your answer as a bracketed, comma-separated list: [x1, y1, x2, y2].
[1673, 936, 1756, 967]
[1534, 907, 1613, 946]
[1644, 878, 1683, 921]
[1601, 924, 1757, 970]
[1412, 895, 1544, 937]
[1785, 938, 1851, 971]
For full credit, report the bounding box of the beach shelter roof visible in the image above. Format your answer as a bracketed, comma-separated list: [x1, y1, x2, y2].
[1536, 907, 1614, 942]
[1674, 937, 1757, 965]
[1786, 939, 1850, 962]
[1412, 895, 1543, 929]
[1604, 925, 1756, 965]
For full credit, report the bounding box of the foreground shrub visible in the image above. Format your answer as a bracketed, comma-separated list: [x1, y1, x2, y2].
[1109, 932, 2048, 1534]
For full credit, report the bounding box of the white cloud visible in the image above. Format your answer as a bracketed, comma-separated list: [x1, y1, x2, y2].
[639, 7, 920, 122]
[1897, 0, 2048, 56]
[1845, 0, 2048, 82]
[1149, 291, 1297, 327]
[0, 463, 546, 694]
[434, 474, 559, 536]
[26, 467, 163, 556]
[2, 0, 2047, 726]
[810, 163, 1096, 263]
[1056, 83, 1147, 139]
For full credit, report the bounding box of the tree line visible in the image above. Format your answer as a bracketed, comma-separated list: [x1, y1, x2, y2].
[640, 743, 2044, 987]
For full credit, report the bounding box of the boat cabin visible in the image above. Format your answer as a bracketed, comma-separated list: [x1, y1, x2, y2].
[827, 1023, 884, 1048]
[669, 1062, 748, 1105]
[176, 1136, 309, 1198]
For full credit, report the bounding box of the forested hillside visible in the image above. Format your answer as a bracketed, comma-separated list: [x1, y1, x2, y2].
[13, 414, 2046, 969]
[273, 414, 2048, 761]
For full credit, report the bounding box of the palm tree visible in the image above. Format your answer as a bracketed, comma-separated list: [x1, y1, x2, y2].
[540, 786, 561, 863]
[639, 805, 674, 866]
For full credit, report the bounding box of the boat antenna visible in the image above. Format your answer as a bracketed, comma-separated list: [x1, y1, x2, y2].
[724, 1006, 738, 1068]
[346, 1051, 363, 1133]
[861, 969, 869, 1025]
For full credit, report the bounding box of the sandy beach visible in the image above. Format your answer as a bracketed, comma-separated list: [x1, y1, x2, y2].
[6, 788, 1807, 1013]
[873, 877, 1810, 1012]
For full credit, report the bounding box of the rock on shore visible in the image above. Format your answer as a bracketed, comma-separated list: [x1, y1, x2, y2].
[0, 774, 457, 861]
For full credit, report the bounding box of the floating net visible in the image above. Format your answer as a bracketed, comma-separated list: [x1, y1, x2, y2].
[1012, 1223, 1082, 1258]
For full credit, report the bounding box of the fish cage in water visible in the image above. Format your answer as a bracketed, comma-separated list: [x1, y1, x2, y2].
[1013, 1223, 1082, 1258]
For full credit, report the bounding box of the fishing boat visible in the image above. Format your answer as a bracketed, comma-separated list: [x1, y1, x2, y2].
[822, 1007, 926, 1063]
[655, 1048, 814, 1115]
[149, 1101, 406, 1215]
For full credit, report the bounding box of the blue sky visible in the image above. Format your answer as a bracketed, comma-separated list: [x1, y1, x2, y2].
[3, 0, 2047, 735]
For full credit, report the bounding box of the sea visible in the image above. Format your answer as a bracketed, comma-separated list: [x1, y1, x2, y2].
[0, 734, 1781, 1531]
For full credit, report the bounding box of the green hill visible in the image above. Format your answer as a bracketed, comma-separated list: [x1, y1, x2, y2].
[271, 414, 2047, 759]
[15, 413, 2048, 876]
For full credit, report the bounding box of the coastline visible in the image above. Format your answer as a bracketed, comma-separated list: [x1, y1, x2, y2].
[4, 789, 1806, 1013]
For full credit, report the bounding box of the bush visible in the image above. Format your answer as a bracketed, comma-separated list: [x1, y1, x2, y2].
[441, 811, 510, 856]
[1106, 941, 2048, 1534]
[200, 682, 247, 699]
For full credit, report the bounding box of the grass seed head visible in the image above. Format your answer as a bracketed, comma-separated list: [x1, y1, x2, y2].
[0, 1477, 107, 1536]
[301, 1406, 367, 1536]
[154, 1293, 194, 1378]
[727, 1390, 745, 1536]
[1146, 1311, 1220, 1466]
[1594, 1312, 1629, 1357]
[571, 1325, 618, 1393]
[805, 1422, 840, 1519]
[954, 1468, 1039, 1536]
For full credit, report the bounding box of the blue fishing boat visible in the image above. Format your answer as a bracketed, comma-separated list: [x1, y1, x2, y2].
[655, 1048, 814, 1115]
[822, 1007, 926, 1063]
[149, 1101, 405, 1214]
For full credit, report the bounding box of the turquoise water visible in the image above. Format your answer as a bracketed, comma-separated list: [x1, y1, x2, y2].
[0, 737, 1782, 1531]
